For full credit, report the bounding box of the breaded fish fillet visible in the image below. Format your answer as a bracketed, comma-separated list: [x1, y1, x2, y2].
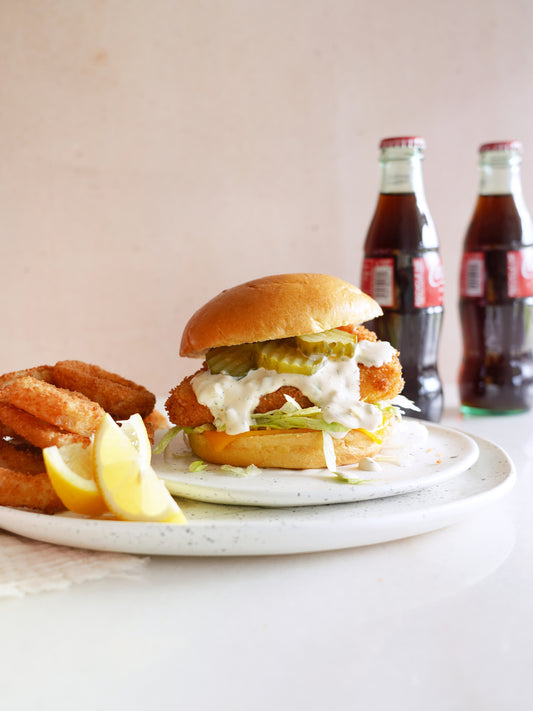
[166, 377, 314, 428]
[166, 326, 404, 428]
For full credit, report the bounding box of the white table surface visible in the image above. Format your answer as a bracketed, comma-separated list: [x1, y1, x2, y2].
[1, 389, 531, 711]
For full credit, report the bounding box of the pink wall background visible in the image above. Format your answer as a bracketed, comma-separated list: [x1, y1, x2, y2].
[2, 0, 532, 401]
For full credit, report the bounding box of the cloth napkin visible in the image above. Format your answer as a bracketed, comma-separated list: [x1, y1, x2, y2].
[0, 530, 148, 598]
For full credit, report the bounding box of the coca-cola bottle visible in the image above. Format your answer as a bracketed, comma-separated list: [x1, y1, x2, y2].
[459, 140, 533, 414]
[361, 136, 444, 422]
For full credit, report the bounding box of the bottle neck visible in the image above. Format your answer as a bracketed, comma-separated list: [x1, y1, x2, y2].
[478, 150, 523, 196]
[379, 146, 426, 195]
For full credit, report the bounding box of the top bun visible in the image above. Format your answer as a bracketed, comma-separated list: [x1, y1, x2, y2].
[180, 273, 383, 357]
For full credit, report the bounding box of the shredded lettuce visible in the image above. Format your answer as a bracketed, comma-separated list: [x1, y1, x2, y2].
[250, 404, 350, 435]
[389, 394, 420, 413]
[322, 431, 338, 472]
[322, 431, 373, 484]
[220, 464, 261, 478]
[153, 424, 211, 455]
[189, 460, 208, 472]
[335, 471, 374, 485]
[154, 395, 408, 457]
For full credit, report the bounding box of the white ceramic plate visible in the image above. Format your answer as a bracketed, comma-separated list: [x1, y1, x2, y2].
[155, 420, 480, 507]
[0, 433, 514, 556]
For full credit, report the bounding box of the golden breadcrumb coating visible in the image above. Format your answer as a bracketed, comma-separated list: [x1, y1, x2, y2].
[166, 326, 404, 427]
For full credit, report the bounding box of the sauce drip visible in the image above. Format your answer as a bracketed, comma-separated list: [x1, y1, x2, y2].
[192, 340, 396, 435]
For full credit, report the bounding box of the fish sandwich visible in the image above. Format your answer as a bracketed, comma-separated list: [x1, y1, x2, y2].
[163, 273, 406, 470]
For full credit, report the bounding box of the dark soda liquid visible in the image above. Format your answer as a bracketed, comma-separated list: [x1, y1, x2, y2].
[364, 193, 443, 422]
[459, 194, 533, 413]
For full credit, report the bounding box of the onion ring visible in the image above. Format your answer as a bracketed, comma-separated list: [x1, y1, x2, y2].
[0, 365, 55, 389]
[0, 467, 65, 513]
[0, 360, 157, 513]
[0, 440, 65, 513]
[0, 438, 44, 473]
[0, 375, 105, 436]
[0, 402, 91, 449]
[53, 360, 156, 420]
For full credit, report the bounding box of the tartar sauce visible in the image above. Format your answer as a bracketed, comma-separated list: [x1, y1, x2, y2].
[192, 339, 395, 435]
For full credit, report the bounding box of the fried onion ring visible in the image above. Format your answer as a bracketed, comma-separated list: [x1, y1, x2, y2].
[0, 375, 105, 436]
[0, 365, 55, 389]
[0, 402, 91, 449]
[0, 467, 65, 513]
[0, 360, 156, 513]
[53, 360, 156, 420]
[0, 419, 19, 440]
[0, 438, 44, 472]
[0, 440, 65, 513]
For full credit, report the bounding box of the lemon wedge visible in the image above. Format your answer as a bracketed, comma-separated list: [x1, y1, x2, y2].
[93, 414, 186, 523]
[119, 412, 152, 467]
[43, 442, 108, 517]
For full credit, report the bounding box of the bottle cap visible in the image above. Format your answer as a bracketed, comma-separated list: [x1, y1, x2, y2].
[479, 140, 522, 154]
[379, 136, 426, 150]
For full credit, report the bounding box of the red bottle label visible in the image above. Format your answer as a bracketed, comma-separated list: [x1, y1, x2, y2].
[413, 253, 445, 307]
[461, 248, 533, 298]
[362, 254, 444, 308]
[507, 248, 533, 297]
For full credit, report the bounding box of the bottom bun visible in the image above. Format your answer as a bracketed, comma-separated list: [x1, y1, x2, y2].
[187, 416, 393, 470]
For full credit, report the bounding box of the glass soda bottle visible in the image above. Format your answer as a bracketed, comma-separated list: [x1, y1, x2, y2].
[459, 140, 533, 415]
[361, 136, 444, 422]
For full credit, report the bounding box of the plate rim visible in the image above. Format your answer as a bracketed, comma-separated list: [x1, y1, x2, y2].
[155, 419, 481, 507]
[0, 432, 515, 556]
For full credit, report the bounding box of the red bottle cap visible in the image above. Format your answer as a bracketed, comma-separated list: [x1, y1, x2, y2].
[479, 140, 522, 154]
[380, 136, 426, 150]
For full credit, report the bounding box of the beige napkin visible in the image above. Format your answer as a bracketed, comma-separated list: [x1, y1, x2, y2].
[0, 531, 148, 598]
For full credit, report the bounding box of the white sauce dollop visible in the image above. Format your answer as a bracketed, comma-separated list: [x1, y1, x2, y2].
[358, 457, 382, 472]
[192, 339, 396, 436]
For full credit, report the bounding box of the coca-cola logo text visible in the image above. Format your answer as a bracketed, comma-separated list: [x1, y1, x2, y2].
[413, 253, 444, 308]
[507, 248, 533, 298]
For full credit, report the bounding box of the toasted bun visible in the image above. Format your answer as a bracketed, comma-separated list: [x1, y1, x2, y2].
[187, 415, 393, 470]
[180, 273, 382, 357]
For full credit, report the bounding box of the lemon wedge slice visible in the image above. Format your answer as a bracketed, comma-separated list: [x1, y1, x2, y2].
[93, 414, 186, 523]
[43, 442, 108, 517]
[119, 412, 152, 467]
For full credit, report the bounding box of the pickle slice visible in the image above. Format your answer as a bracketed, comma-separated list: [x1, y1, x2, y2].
[206, 344, 256, 377]
[256, 340, 326, 375]
[296, 328, 358, 358]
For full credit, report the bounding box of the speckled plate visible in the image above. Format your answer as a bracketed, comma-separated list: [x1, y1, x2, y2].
[155, 420, 480, 507]
[0, 433, 514, 556]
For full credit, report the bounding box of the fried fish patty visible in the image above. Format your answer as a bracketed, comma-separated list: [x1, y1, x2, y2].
[165, 327, 404, 428]
[166, 377, 314, 428]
